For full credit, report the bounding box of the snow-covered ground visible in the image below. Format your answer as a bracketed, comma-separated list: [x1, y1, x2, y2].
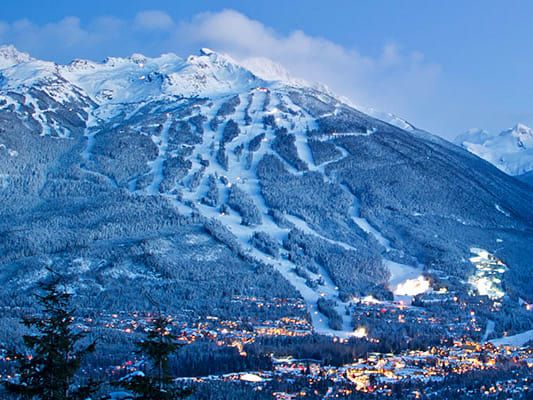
[456, 123, 533, 176]
[337, 182, 429, 304]
[482, 320, 495, 342]
[167, 90, 358, 337]
[146, 116, 171, 195]
[490, 329, 533, 347]
[384, 260, 430, 303]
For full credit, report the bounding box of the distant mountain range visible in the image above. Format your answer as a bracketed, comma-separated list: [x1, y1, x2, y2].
[455, 123, 533, 185]
[0, 45, 532, 337]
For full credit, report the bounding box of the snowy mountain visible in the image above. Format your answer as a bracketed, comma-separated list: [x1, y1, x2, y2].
[1, 45, 532, 337]
[456, 123, 533, 177]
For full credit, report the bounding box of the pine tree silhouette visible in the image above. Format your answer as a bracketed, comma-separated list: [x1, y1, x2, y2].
[117, 314, 192, 399]
[2, 278, 98, 399]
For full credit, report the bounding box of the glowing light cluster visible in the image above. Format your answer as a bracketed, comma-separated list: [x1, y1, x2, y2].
[468, 248, 507, 300]
[353, 326, 368, 338]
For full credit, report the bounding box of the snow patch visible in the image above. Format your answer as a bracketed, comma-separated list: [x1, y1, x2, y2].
[468, 247, 507, 300]
[490, 329, 533, 347]
[385, 260, 429, 303]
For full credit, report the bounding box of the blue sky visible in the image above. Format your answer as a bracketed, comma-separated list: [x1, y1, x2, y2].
[1, 0, 532, 138]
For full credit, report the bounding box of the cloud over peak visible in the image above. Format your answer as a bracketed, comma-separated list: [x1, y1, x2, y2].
[0, 9, 441, 128]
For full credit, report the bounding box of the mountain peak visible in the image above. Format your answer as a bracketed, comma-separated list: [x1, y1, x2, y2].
[508, 123, 533, 138]
[499, 123, 533, 149]
[199, 47, 215, 56]
[457, 123, 533, 175]
[129, 53, 148, 65]
[0, 45, 32, 68]
[188, 48, 250, 73]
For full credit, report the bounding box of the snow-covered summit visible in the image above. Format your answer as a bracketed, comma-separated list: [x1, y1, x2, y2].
[503, 123, 533, 146]
[0, 45, 421, 133]
[0, 45, 32, 69]
[199, 47, 215, 56]
[0, 45, 61, 91]
[0, 46, 273, 104]
[456, 123, 533, 176]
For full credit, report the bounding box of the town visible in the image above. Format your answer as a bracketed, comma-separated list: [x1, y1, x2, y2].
[0, 290, 533, 400]
[3, 293, 528, 398]
[178, 341, 532, 399]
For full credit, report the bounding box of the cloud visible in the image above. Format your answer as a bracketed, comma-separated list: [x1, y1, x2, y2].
[176, 10, 441, 118]
[0, 9, 442, 127]
[135, 10, 174, 31]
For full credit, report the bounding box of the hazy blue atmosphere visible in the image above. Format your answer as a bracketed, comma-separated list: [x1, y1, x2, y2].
[1, 0, 532, 138]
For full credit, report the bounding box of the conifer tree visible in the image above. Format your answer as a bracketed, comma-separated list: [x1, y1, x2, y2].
[118, 314, 191, 399]
[2, 279, 97, 400]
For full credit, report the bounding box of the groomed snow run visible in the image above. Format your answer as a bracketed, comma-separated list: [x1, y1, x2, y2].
[490, 329, 533, 347]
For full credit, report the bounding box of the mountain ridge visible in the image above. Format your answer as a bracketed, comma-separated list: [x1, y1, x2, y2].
[456, 123, 533, 177]
[1, 45, 532, 338]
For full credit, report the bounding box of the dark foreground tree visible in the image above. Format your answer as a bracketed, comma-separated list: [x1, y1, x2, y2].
[2, 279, 97, 400]
[117, 315, 192, 399]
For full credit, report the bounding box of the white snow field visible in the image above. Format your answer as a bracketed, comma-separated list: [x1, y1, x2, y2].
[457, 123, 533, 176]
[490, 329, 533, 347]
